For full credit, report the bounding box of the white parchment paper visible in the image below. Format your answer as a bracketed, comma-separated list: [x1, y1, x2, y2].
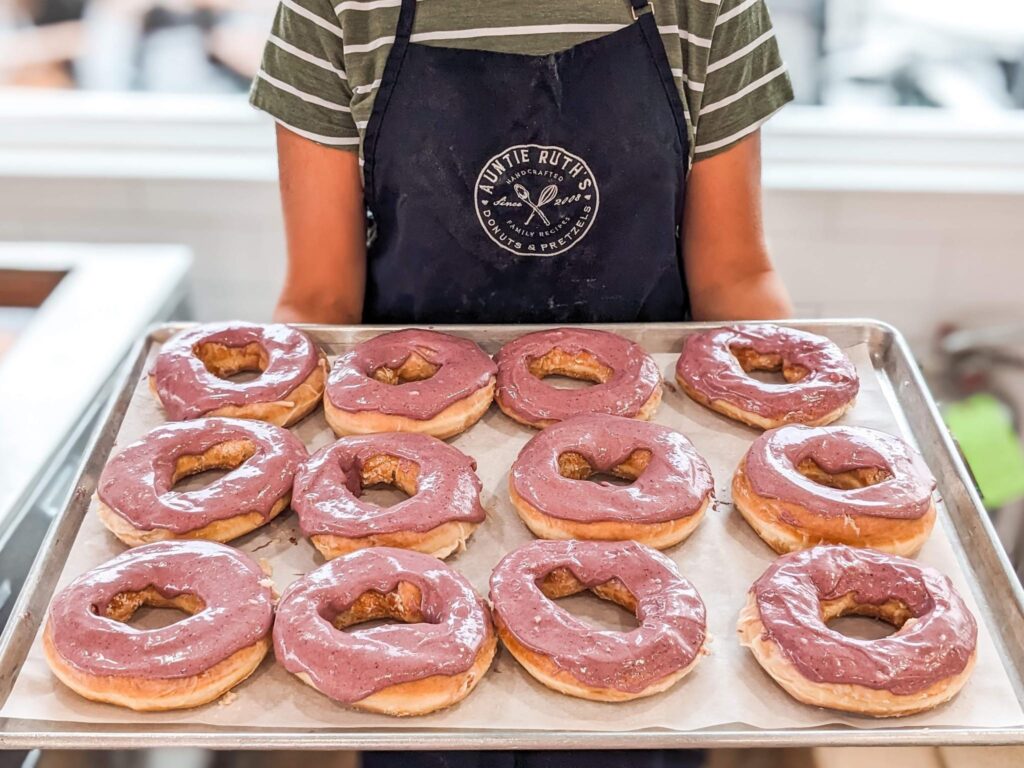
[3, 339, 1022, 734]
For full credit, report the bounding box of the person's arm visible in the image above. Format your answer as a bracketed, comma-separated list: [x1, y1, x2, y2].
[273, 124, 367, 324]
[683, 131, 792, 321]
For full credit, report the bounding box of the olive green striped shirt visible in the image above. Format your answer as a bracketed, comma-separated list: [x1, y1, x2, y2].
[250, 0, 793, 165]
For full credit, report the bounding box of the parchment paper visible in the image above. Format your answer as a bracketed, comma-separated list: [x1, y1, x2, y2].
[3, 338, 1022, 734]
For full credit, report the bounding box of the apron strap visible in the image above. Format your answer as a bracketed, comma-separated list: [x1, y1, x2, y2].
[628, 0, 691, 223]
[364, 0, 419, 207]
[396, 0, 417, 41]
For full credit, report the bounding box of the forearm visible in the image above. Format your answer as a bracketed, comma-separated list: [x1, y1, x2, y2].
[688, 263, 792, 321]
[683, 132, 793, 322]
[274, 281, 363, 324]
[273, 124, 367, 324]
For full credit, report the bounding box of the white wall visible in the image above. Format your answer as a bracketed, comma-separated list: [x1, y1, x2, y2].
[765, 189, 1022, 350]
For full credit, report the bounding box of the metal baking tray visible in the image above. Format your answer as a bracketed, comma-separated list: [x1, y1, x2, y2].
[2, 320, 1023, 750]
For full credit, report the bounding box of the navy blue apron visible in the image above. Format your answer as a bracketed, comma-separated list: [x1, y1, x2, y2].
[362, 0, 691, 324]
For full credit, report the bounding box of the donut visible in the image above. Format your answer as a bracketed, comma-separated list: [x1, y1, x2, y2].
[495, 328, 662, 429]
[325, 329, 496, 439]
[97, 417, 307, 547]
[151, 321, 328, 426]
[489, 539, 707, 701]
[293, 432, 485, 560]
[675, 324, 858, 429]
[732, 425, 936, 555]
[508, 414, 713, 549]
[738, 545, 977, 717]
[43, 540, 274, 711]
[274, 547, 495, 716]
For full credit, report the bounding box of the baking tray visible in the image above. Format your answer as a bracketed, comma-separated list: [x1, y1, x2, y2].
[1, 320, 1023, 750]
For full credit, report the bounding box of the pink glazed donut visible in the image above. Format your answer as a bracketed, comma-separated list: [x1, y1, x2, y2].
[738, 545, 977, 717]
[96, 417, 307, 547]
[273, 547, 496, 716]
[509, 414, 713, 549]
[325, 329, 497, 439]
[675, 324, 858, 429]
[292, 432, 485, 560]
[733, 424, 937, 555]
[489, 539, 707, 701]
[151, 321, 328, 426]
[495, 328, 662, 428]
[44, 540, 274, 711]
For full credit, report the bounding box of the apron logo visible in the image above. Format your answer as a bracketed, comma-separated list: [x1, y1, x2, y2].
[474, 144, 599, 257]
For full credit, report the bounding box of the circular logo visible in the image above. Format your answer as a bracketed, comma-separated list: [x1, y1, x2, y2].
[474, 144, 599, 257]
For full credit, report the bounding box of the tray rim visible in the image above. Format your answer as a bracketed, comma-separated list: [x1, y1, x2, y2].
[2, 318, 1023, 750]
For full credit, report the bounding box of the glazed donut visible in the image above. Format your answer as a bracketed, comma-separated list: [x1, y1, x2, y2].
[489, 539, 707, 701]
[292, 432, 485, 560]
[151, 321, 328, 426]
[44, 540, 273, 711]
[732, 425, 936, 555]
[495, 328, 662, 429]
[97, 417, 307, 547]
[274, 547, 496, 716]
[738, 545, 977, 717]
[508, 414, 713, 549]
[325, 329, 496, 439]
[675, 324, 858, 430]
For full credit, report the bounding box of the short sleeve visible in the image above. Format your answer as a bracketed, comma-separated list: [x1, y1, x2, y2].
[693, 0, 794, 160]
[249, 0, 359, 150]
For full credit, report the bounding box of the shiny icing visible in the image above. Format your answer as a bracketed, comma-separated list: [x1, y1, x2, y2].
[675, 324, 859, 422]
[98, 417, 307, 534]
[751, 545, 977, 694]
[292, 432, 485, 537]
[273, 547, 492, 703]
[326, 329, 496, 419]
[495, 328, 661, 424]
[47, 540, 273, 678]
[153, 321, 321, 421]
[510, 414, 713, 523]
[489, 539, 706, 693]
[744, 424, 935, 520]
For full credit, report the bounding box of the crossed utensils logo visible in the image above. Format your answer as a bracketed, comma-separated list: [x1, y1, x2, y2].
[512, 182, 558, 226]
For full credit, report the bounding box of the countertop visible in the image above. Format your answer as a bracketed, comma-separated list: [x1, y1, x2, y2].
[0, 243, 190, 539]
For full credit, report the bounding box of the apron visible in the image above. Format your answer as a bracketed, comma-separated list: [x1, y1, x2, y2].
[360, 6, 701, 763]
[361, 0, 691, 324]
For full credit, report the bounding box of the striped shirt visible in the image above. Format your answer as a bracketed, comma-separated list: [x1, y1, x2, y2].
[250, 0, 793, 165]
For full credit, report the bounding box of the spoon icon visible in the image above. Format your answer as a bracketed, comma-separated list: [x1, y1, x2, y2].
[513, 183, 558, 226]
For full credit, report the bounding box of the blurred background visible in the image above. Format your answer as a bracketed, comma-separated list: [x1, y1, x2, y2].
[0, 2, 1023, 764]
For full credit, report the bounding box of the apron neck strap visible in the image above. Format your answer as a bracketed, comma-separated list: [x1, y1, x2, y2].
[628, 0, 653, 19]
[396, 0, 417, 41]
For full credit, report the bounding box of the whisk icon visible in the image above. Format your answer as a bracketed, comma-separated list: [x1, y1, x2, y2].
[513, 183, 558, 226]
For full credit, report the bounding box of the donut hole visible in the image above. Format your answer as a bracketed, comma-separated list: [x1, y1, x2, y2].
[528, 349, 612, 390]
[371, 352, 440, 385]
[730, 345, 808, 385]
[349, 453, 419, 507]
[540, 569, 640, 631]
[100, 586, 205, 629]
[326, 582, 435, 633]
[797, 458, 892, 490]
[822, 594, 913, 640]
[194, 341, 268, 382]
[557, 450, 651, 488]
[171, 440, 257, 492]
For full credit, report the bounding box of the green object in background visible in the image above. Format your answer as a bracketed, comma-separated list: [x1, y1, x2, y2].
[943, 393, 1024, 509]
